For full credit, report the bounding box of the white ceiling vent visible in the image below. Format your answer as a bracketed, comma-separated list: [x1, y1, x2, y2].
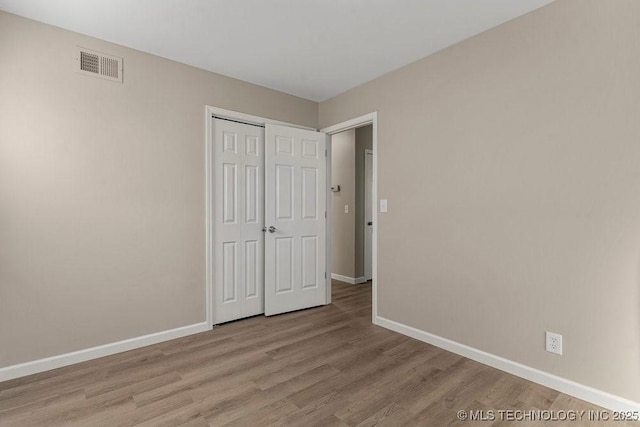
[76, 47, 123, 83]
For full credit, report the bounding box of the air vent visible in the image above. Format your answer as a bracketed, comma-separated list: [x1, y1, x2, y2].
[76, 47, 123, 83]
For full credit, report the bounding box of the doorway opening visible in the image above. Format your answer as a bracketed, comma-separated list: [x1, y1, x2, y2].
[328, 126, 373, 285]
[321, 113, 378, 323]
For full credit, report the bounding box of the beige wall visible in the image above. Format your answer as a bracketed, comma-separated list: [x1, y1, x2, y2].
[354, 125, 373, 278]
[330, 129, 356, 278]
[320, 0, 640, 402]
[0, 11, 317, 367]
[4, 0, 640, 405]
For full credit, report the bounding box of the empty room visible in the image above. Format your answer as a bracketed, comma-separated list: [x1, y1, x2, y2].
[1, 0, 640, 425]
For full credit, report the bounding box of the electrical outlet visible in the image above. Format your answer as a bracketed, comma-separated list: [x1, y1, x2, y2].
[546, 332, 563, 355]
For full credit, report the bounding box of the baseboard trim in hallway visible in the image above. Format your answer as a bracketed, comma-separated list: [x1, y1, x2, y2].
[375, 315, 640, 413]
[331, 273, 367, 285]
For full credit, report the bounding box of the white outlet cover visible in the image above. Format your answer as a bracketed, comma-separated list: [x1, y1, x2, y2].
[546, 331, 563, 355]
[380, 199, 388, 212]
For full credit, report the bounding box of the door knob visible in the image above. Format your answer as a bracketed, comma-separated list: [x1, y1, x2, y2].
[268, 226, 276, 233]
[367, 222, 373, 226]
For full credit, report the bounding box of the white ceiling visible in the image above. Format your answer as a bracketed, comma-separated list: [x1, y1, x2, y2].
[0, 0, 555, 101]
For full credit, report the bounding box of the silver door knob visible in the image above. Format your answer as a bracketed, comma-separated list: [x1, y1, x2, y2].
[268, 226, 276, 233]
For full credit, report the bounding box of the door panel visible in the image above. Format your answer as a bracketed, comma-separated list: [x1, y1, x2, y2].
[275, 237, 294, 294]
[245, 165, 259, 224]
[213, 118, 264, 323]
[276, 165, 294, 220]
[222, 242, 237, 302]
[265, 124, 327, 316]
[301, 236, 318, 289]
[302, 167, 318, 220]
[222, 163, 237, 223]
[245, 240, 258, 298]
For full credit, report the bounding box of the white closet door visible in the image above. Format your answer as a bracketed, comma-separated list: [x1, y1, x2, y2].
[264, 124, 327, 316]
[213, 118, 264, 323]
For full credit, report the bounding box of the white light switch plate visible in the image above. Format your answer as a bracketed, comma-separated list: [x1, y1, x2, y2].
[344, 205, 349, 214]
[380, 199, 388, 212]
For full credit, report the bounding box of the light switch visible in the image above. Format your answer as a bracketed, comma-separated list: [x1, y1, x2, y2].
[380, 199, 388, 212]
[344, 205, 349, 214]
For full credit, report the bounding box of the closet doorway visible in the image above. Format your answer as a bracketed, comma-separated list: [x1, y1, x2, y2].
[207, 108, 329, 324]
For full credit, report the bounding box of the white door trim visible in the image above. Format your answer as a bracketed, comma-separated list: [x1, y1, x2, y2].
[320, 112, 378, 323]
[206, 105, 321, 326]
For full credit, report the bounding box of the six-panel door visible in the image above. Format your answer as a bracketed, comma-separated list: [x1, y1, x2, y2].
[264, 124, 327, 316]
[213, 118, 265, 324]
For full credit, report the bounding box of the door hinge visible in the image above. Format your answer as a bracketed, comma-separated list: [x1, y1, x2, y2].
[324, 211, 327, 219]
[325, 272, 327, 279]
[325, 149, 327, 157]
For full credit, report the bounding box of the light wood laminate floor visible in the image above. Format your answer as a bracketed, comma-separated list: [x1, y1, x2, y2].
[0, 281, 629, 426]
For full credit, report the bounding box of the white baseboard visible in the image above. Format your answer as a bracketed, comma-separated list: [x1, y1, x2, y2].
[331, 273, 367, 285]
[0, 322, 211, 382]
[375, 315, 640, 412]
